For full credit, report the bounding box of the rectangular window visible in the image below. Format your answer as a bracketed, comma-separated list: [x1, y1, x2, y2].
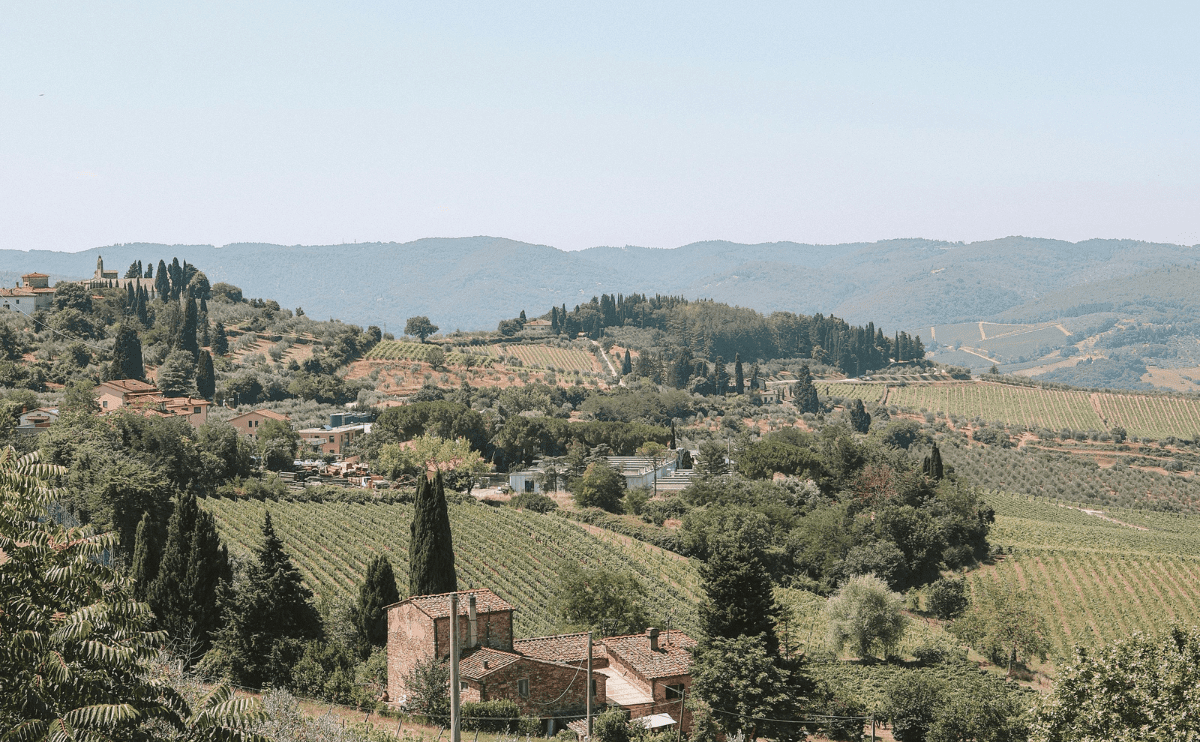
[518, 679, 530, 698]
[665, 684, 685, 700]
[460, 682, 468, 691]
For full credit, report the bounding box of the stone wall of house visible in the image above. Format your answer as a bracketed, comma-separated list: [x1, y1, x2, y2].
[480, 657, 606, 715]
[387, 603, 436, 703]
[434, 611, 514, 655]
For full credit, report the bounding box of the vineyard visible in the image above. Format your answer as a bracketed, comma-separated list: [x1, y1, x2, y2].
[977, 490, 1200, 659]
[474, 343, 601, 374]
[365, 341, 475, 366]
[823, 380, 1200, 440]
[202, 498, 701, 638]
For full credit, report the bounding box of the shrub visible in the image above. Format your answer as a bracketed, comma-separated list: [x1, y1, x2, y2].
[824, 573, 907, 659]
[461, 699, 521, 732]
[509, 492, 558, 513]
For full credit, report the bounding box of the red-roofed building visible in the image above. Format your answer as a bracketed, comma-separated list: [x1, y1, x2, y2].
[386, 588, 693, 733]
[0, 273, 56, 316]
[93, 379, 210, 427]
[227, 408, 290, 439]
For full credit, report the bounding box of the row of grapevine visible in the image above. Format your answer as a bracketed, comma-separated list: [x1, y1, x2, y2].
[202, 498, 702, 639]
[473, 344, 599, 373]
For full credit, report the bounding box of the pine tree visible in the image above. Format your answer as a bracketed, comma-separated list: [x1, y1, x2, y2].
[794, 365, 819, 414]
[179, 297, 199, 358]
[130, 511, 160, 600]
[699, 540, 781, 656]
[409, 473, 458, 596]
[155, 259, 170, 301]
[212, 321, 229, 356]
[196, 350, 216, 400]
[734, 353, 745, 394]
[622, 349, 632, 375]
[109, 323, 145, 381]
[351, 554, 401, 657]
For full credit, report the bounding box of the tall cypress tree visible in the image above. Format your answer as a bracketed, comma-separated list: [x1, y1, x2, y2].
[148, 493, 230, 654]
[351, 554, 401, 657]
[794, 365, 819, 414]
[923, 443, 945, 481]
[136, 285, 149, 326]
[621, 349, 632, 375]
[698, 540, 781, 656]
[179, 297, 199, 358]
[196, 350, 216, 400]
[212, 321, 229, 356]
[714, 356, 728, 394]
[734, 353, 745, 394]
[155, 259, 170, 301]
[130, 511, 160, 600]
[409, 473, 458, 596]
[109, 323, 145, 381]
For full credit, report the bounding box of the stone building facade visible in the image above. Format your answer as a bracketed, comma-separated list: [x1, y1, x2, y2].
[386, 588, 693, 732]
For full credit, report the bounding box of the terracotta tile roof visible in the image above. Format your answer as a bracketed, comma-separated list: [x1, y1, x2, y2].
[458, 647, 523, 680]
[97, 379, 158, 394]
[229, 408, 289, 423]
[602, 631, 696, 679]
[396, 589, 514, 619]
[513, 632, 604, 664]
[21, 272, 48, 278]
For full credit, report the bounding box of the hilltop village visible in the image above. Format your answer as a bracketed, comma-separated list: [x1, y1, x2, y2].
[4, 255, 1200, 740]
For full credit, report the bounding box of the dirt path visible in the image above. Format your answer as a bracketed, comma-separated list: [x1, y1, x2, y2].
[593, 341, 618, 377]
[1055, 502, 1149, 531]
[1088, 393, 1108, 426]
[978, 321, 988, 340]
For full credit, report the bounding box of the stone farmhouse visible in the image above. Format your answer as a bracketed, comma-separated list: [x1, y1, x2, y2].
[227, 408, 290, 440]
[93, 379, 211, 427]
[387, 589, 694, 735]
[0, 273, 56, 316]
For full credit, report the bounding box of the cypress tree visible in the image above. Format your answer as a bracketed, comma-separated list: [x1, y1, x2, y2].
[923, 443, 945, 481]
[155, 259, 170, 301]
[621, 350, 632, 375]
[794, 365, 819, 414]
[749, 363, 760, 392]
[734, 353, 745, 394]
[714, 356, 727, 394]
[136, 285, 149, 326]
[199, 311, 210, 347]
[351, 554, 401, 657]
[409, 473, 458, 596]
[184, 509, 230, 652]
[148, 493, 200, 639]
[109, 323, 145, 381]
[196, 350, 216, 400]
[698, 540, 781, 656]
[179, 297, 199, 358]
[130, 511, 160, 600]
[847, 398, 871, 433]
[125, 282, 136, 311]
[212, 321, 229, 356]
[144, 261, 151, 278]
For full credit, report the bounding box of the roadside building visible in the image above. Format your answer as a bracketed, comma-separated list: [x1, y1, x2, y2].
[227, 408, 291, 440]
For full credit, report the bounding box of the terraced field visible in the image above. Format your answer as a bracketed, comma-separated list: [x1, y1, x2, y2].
[202, 498, 701, 638]
[475, 343, 600, 373]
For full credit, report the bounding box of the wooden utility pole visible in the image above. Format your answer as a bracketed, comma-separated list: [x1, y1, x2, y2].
[450, 593, 461, 742]
[586, 631, 593, 739]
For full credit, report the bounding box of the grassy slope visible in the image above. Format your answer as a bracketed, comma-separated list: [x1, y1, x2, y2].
[202, 498, 702, 639]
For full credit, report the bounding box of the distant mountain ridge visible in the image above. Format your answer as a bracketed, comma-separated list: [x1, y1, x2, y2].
[0, 237, 1194, 332]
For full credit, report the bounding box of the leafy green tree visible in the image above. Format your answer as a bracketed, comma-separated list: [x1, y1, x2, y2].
[885, 671, 946, 742]
[157, 349, 196, 397]
[825, 573, 907, 659]
[405, 315, 438, 342]
[109, 322, 145, 380]
[52, 281, 92, 313]
[350, 554, 400, 658]
[409, 472, 458, 596]
[927, 577, 967, 620]
[556, 562, 650, 636]
[203, 511, 322, 688]
[405, 654, 450, 725]
[0, 447, 265, 740]
[571, 460, 625, 512]
[695, 439, 729, 478]
[1033, 625, 1200, 741]
[196, 349, 216, 399]
[0, 321, 27, 361]
[636, 440, 668, 495]
[691, 634, 813, 741]
[212, 321, 229, 356]
[196, 420, 255, 483]
[950, 577, 1049, 675]
[699, 540, 781, 655]
[258, 418, 299, 471]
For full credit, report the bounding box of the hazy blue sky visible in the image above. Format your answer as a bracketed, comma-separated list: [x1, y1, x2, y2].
[3, 2, 1198, 252]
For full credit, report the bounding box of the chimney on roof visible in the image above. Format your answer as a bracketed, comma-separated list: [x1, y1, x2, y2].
[468, 594, 478, 648]
[482, 659, 489, 669]
[647, 627, 660, 652]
